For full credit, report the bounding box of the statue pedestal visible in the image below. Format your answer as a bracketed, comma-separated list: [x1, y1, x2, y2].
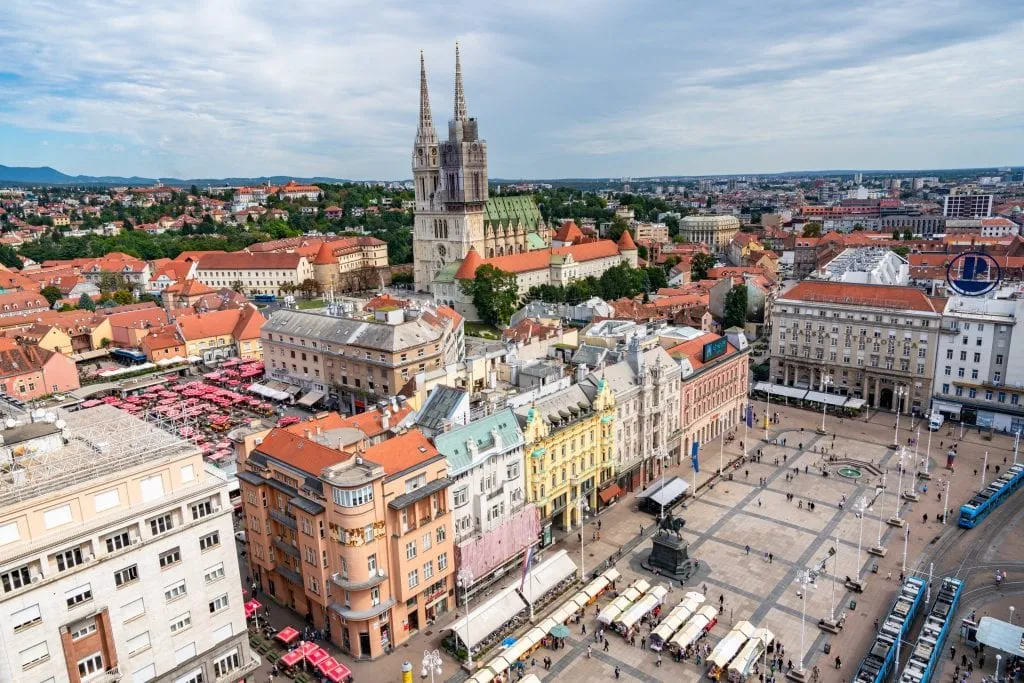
[648, 534, 690, 576]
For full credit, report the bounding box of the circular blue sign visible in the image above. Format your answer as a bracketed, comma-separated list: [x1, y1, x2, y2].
[946, 251, 1001, 296]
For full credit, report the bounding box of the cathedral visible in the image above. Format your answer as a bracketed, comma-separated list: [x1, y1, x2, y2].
[411, 46, 551, 291]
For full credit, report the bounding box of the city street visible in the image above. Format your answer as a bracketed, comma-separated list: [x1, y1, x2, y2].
[236, 399, 1023, 682]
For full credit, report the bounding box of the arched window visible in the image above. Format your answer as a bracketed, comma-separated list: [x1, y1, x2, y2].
[488, 248, 494, 258]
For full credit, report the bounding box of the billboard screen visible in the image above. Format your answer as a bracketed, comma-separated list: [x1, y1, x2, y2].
[702, 337, 728, 363]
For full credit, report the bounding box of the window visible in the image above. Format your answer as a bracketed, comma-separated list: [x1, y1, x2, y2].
[942, 384, 950, 394]
[974, 352, 982, 363]
[333, 485, 374, 507]
[438, 552, 448, 571]
[969, 388, 977, 399]
[133, 664, 157, 683]
[174, 642, 197, 665]
[180, 464, 195, 483]
[66, 583, 93, 608]
[422, 532, 432, 551]
[191, 501, 213, 520]
[169, 611, 192, 634]
[164, 580, 187, 602]
[944, 366, 951, 376]
[367, 554, 377, 575]
[78, 652, 104, 678]
[436, 525, 446, 544]
[55, 546, 85, 572]
[960, 351, 967, 361]
[363, 524, 374, 543]
[307, 575, 320, 594]
[424, 560, 434, 579]
[406, 541, 417, 560]
[955, 387, 964, 397]
[70, 617, 97, 640]
[200, 531, 220, 551]
[301, 518, 313, 536]
[20, 641, 49, 669]
[204, 563, 225, 583]
[209, 593, 229, 613]
[1014, 394, 1020, 406]
[149, 513, 174, 536]
[409, 568, 420, 588]
[106, 530, 131, 553]
[11, 603, 41, 631]
[122, 597, 145, 621]
[159, 547, 182, 568]
[213, 649, 240, 678]
[175, 669, 204, 683]
[140, 475, 165, 502]
[971, 369, 979, 380]
[115, 564, 139, 587]
[997, 354, 1004, 365]
[127, 631, 150, 655]
[946, 349, 953, 359]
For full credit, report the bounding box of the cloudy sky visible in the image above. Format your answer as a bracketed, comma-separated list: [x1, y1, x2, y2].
[1, 0, 1022, 180]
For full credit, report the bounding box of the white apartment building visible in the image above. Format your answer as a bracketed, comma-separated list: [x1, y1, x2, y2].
[433, 408, 537, 602]
[932, 294, 1024, 433]
[0, 405, 259, 683]
[771, 281, 942, 415]
[580, 338, 682, 495]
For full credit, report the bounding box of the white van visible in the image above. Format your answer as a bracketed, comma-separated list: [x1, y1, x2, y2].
[929, 412, 945, 431]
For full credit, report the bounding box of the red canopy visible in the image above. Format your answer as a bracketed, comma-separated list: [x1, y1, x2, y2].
[306, 648, 329, 667]
[317, 656, 340, 675]
[279, 649, 303, 667]
[326, 663, 353, 682]
[243, 599, 262, 618]
[299, 641, 319, 658]
[275, 626, 300, 645]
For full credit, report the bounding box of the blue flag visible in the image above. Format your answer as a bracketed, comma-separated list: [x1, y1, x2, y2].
[746, 404, 754, 428]
[690, 441, 700, 473]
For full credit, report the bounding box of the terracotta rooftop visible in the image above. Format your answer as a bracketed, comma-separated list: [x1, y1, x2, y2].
[617, 230, 637, 251]
[360, 428, 441, 478]
[256, 428, 350, 476]
[196, 252, 304, 270]
[781, 281, 941, 313]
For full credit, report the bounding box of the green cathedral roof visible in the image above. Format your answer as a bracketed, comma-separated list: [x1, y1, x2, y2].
[484, 195, 543, 232]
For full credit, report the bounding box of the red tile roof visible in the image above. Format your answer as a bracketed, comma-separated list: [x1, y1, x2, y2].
[554, 221, 584, 243]
[459, 240, 623, 277]
[454, 248, 484, 280]
[256, 428, 349, 475]
[667, 333, 738, 371]
[0, 344, 56, 379]
[360, 428, 441, 477]
[196, 252, 304, 270]
[617, 230, 637, 250]
[782, 281, 941, 313]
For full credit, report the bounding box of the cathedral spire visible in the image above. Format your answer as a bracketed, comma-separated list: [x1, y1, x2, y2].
[454, 42, 467, 121]
[416, 51, 437, 145]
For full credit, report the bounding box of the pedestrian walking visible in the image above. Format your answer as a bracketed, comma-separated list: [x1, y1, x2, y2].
[604, 638, 609, 652]
[745, 544, 750, 555]
[769, 553, 773, 564]
[835, 656, 842, 670]
[641, 635, 646, 649]
[951, 645, 956, 660]
[615, 666, 621, 679]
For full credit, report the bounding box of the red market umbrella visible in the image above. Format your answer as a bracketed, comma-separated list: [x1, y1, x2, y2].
[299, 641, 318, 658]
[275, 626, 300, 645]
[279, 649, 303, 668]
[317, 657, 340, 675]
[326, 663, 353, 682]
[244, 599, 262, 618]
[306, 648, 329, 668]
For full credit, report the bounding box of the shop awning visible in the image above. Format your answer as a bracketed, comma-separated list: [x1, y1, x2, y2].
[598, 484, 623, 503]
[975, 617, 1024, 656]
[447, 585, 528, 651]
[804, 391, 847, 406]
[248, 383, 291, 401]
[753, 382, 808, 400]
[637, 476, 689, 506]
[296, 390, 325, 407]
[521, 549, 577, 602]
[844, 398, 866, 410]
[932, 399, 963, 418]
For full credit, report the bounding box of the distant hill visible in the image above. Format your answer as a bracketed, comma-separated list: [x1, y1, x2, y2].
[0, 165, 358, 187]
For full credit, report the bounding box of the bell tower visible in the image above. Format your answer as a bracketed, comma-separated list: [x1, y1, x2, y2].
[412, 51, 439, 212]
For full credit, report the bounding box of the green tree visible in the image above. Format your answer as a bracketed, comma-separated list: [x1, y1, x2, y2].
[891, 246, 910, 258]
[902, 228, 913, 240]
[606, 215, 630, 242]
[113, 289, 135, 305]
[852, 223, 865, 232]
[190, 184, 199, 197]
[691, 253, 716, 282]
[723, 284, 748, 329]
[0, 245, 22, 269]
[801, 222, 822, 238]
[41, 285, 62, 306]
[892, 229, 901, 240]
[77, 293, 96, 311]
[230, 280, 245, 293]
[460, 265, 519, 327]
[645, 266, 668, 291]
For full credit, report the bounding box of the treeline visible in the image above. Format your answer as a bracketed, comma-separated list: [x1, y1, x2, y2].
[525, 263, 668, 305]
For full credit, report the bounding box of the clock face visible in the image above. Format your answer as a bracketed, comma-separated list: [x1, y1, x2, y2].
[430, 147, 437, 161]
[436, 245, 446, 259]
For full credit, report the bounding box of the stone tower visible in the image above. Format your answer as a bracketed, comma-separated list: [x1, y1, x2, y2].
[413, 45, 489, 291]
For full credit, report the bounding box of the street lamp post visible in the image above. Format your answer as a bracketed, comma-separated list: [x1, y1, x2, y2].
[764, 386, 771, 442]
[578, 493, 590, 579]
[1014, 430, 1021, 467]
[942, 477, 950, 525]
[853, 496, 869, 590]
[922, 423, 933, 480]
[422, 649, 443, 683]
[819, 374, 832, 433]
[1010, 606, 1015, 624]
[889, 449, 906, 527]
[870, 473, 888, 556]
[902, 523, 910, 575]
[457, 569, 474, 667]
[719, 416, 725, 476]
[893, 385, 906, 448]
[795, 569, 815, 676]
[982, 451, 989, 488]
[996, 654, 1002, 683]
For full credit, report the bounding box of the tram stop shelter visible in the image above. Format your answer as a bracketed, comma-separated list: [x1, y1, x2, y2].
[975, 617, 1024, 657]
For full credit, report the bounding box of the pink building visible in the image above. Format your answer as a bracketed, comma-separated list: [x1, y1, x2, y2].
[0, 344, 80, 399]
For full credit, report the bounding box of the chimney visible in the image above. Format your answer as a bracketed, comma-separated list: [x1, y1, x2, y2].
[381, 408, 390, 431]
[576, 363, 588, 383]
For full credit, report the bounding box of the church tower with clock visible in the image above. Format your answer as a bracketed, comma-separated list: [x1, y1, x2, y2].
[412, 45, 490, 291]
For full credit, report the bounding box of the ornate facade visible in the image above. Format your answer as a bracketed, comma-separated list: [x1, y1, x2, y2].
[412, 47, 549, 291]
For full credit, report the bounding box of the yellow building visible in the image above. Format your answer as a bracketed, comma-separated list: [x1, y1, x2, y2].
[514, 379, 615, 535]
[176, 304, 266, 362]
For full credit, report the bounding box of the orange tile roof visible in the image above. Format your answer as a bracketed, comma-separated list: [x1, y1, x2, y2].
[454, 248, 484, 279]
[285, 402, 414, 441]
[197, 252, 304, 270]
[782, 281, 941, 313]
[553, 221, 584, 243]
[667, 333, 738, 371]
[617, 230, 637, 250]
[360, 428, 441, 477]
[175, 250, 226, 262]
[365, 295, 411, 311]
[460, 240, 623, 277]
[176, 305, 265, 341]
[256, 428, 349, 475]
[106, 307, 169, 330]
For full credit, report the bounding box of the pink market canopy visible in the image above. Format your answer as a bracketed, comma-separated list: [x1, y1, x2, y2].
[275, 626, 300, 645]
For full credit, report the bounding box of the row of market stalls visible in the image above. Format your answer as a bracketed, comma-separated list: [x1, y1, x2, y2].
[705, 622, 775, 682]
[752, 382, 867, 415]
[271, 626, 353, 682]
[465, 566, 622, 683]
[446, 550, 580, 661]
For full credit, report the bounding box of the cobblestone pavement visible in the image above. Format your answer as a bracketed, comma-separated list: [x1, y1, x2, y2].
[238, 400, 1024, 683]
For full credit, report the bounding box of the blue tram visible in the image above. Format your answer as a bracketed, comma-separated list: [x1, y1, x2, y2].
[853, 577, 926, 683]
[958, 463, 1024, 528]
[898, 577, 964, 683]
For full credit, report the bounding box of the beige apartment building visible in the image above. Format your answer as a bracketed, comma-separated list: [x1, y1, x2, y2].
[194, 252, 315, 297]
[238, 427, 454, 660]
[261, 305, 465, 413]
[770, 281, 942, 415]
[679, 214, 741, 251]
[0, 405, 258, 683]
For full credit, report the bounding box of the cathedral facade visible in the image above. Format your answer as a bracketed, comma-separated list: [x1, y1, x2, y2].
[412, 47, 549, 291]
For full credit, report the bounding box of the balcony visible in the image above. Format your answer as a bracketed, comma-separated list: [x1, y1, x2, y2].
[275, 565, 302, 586]
[330, 570, 388, 591]
[269, 508, 297, 531]
[271, 537, 300, 559]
